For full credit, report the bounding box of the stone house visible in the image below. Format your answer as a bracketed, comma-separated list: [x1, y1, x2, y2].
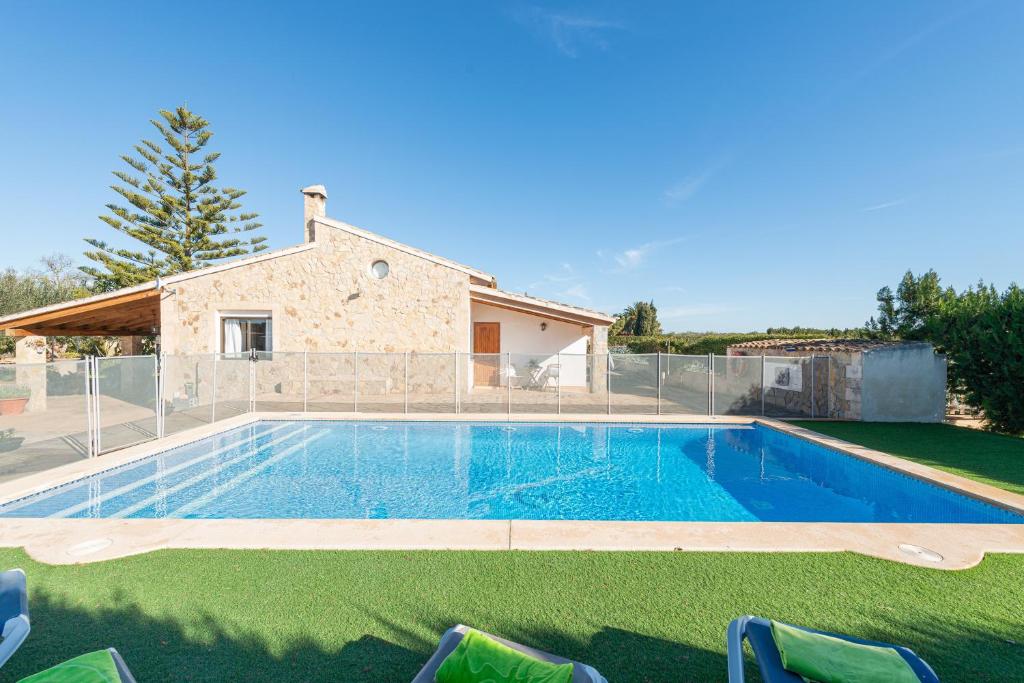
[727, 339, 947, 422]
[0, 185, 614, 392]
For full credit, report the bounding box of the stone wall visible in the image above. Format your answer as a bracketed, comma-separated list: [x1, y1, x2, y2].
[727, 348, 862, 419]
[589, 325, 609, 390]
[825, 351, 862, 420]
[160, 221, 472, 355]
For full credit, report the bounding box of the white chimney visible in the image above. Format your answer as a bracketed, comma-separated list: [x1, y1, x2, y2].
[301, 184, 327, 242]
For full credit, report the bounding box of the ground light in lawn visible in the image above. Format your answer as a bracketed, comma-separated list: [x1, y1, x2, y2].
[898, 544, 944, 563]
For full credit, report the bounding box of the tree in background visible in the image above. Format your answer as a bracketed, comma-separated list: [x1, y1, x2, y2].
[83, 106, 266, 291]
[929, 282, 1024, 435]
[0, 255, 103, 357]
[608, 303, 635, 336]
[866, 268, 1024, 434]
[611, 301, 662, 336]
[865, 269, 945, 340]
[633, 301, 661, 336]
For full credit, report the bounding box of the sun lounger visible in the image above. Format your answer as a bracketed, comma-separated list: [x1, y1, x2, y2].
[2, 568, 137, 682]
[0, 569, 29, 668]
[17, 648, 136, 682]
[727, 615, 939, 682]
[412, 624, 607, 683]
[106, 648, 138, 683]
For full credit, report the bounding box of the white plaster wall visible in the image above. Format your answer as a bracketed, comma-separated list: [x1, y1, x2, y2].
[470, 302, 590, 387]
[862, 345, 947, 423]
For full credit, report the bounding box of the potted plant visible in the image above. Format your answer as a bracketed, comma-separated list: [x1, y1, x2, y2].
[0, 429, 23, 453]
[0, 385, 31, 416]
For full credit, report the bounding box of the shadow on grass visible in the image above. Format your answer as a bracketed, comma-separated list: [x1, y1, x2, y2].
[5, 584, 1020, 681]
[4, 591, 427, 681]
[2, 591, 729, 682]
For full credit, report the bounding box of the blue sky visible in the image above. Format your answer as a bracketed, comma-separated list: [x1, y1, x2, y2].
[1, 2, 1022, 331]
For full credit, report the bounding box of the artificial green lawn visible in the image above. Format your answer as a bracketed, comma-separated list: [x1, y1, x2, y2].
[791, 421, 1024, 496]
[1, 548, 1021, 682]
[4, 421, 1022, 681]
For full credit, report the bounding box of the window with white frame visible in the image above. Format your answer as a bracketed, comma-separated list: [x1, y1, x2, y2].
[220, 315, 272, 354]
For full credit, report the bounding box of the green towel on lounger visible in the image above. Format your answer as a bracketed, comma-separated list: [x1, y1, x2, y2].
[17, 650, 120, 683]
[436, 629, 573, 683]
[771, 621, 919, 683]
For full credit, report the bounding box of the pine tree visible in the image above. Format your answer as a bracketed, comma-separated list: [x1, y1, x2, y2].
[82, 106, 266, 290]
[865, 270, 946, 340]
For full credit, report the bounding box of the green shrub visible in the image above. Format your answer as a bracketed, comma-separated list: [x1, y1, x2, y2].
[0, 385, 31, 400]
[929, 283, 1024, 435]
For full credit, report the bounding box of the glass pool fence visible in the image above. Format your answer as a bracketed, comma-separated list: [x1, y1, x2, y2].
[0, 352, 833, 481]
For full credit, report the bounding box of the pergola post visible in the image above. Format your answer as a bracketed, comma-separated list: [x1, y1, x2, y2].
[589, 325, 608, 394]
[118, 336, 145, 356]
[15, 335, 47, 411]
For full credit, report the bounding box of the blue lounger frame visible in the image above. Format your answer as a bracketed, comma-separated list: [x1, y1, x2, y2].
[1, 568, 136, 681]
[0, 568, 30, 669]
[727, 615, 940, 682]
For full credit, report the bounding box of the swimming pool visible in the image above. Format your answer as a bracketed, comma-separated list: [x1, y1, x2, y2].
[0, 421, 1020, 523]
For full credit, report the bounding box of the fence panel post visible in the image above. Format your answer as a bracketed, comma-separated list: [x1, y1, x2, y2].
[455, 352, 460, 414]
[606, 353, 612, 415]
[657, 352, 662, 416]
[249, 353, 256, 413]
[155, 354, 163, 438]
[506, 352, 512, 415]
[827, 355, 832, 418]
[303, 351, 308, 413]
[761, 354, 766, 417]
[810, 355, 815, 419]
[92, 356, 102, 455]
[211, 354, 219, 423]
[557, 352, 562, 415]
[709, 353, 714, 417]
[354, 351, 359, 413]
[404, 351, 409, 414]
[85, 357, 95, 457]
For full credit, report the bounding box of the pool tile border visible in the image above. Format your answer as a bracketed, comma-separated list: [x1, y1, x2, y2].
[0, 412, 1022, 570]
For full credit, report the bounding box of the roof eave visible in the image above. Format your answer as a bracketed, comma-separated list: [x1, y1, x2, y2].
[0, 243, 317, 330]
[470, 285, 615, 327]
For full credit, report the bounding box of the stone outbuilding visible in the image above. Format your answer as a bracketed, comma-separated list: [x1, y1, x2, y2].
[727, 339, 947, 423]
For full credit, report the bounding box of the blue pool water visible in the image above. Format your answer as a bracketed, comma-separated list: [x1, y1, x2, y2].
[1, 421, 1020, 523]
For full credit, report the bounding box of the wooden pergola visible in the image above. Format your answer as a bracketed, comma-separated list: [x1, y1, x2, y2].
[0, 289, 161, 338]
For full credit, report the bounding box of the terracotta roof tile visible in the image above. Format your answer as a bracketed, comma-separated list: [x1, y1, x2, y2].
[727, 338, 928, 353]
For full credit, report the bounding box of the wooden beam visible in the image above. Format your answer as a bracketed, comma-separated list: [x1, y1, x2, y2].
[36, 302, 157, 328]
[0, 289, 159, 329]
[9, 327, 156, 337]
[13, 313, 159, 332]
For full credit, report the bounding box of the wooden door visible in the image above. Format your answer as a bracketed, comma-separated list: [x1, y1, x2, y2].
[473, 322, 500, 386]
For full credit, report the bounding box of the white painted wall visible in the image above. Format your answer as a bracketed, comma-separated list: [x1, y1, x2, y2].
[470, 302, 590, 387]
